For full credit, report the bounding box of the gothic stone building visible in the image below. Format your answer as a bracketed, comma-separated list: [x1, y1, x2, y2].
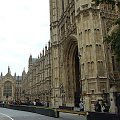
[0, 67, 22, 103]
[21, 42, 51, 105]
[22, 0, 120, 112]
[49, 0, 120, 111]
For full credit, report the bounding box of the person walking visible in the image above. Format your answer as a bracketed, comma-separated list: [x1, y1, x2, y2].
[79, 101, 84, 111]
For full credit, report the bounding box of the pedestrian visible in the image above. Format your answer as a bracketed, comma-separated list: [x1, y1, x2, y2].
[79, 101, 84, 111]
[94, 100, 101, 112]
[33, 101, 36, 106]
[102, 102, 109, 112]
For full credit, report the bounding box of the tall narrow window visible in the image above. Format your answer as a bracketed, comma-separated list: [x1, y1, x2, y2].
[97, 61, 105, 76]
[62, 0, 64, 12]
[3, 81, 12, 97]
[112, 56, 115, 71]
[91, 62, 94, 77]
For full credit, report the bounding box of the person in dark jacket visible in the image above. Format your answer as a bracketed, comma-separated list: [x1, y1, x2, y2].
[102, 102, 110, 112]
[95, 101, 101, 112]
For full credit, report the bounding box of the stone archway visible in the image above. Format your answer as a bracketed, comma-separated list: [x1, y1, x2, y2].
[64, 36, 81, 107]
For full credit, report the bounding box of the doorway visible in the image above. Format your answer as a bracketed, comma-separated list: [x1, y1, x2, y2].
[65, 39, 81, 107]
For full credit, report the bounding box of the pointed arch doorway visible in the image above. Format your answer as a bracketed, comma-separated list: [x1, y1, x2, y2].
[64, 37, 81, 107]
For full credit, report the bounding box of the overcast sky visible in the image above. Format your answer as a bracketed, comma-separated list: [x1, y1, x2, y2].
[0, 0, 50, 76]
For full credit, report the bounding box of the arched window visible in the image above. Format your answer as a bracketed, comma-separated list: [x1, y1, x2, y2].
[3, 81, 12, 97]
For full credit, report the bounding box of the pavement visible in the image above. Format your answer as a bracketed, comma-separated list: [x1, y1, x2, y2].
[0, 107, 87, 120]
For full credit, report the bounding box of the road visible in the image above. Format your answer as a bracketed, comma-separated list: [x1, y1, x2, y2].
[0, 107, 86, 120]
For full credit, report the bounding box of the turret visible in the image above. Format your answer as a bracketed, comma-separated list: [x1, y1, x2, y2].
[45, 45, 47, 54]
[1, 72, 3, 77]
[14, 72, 16, 79]
[0, 72, 3, 79]
[48, 41, 51, 49]
[28, 54, 32, 70]
[8, 66, 11, 74]
[22, 68, 26, 80]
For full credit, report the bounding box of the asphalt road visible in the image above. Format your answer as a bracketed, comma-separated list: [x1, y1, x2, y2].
[0, 107, 86, 120]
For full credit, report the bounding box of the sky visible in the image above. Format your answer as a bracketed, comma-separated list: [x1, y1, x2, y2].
[0, 0, 50, 76]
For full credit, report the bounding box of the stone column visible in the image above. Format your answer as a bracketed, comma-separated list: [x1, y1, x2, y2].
[84, 96, 91, 111]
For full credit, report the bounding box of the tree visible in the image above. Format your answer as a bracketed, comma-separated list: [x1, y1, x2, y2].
[105, 19, 120, 59]
[92, 0, 115, 6]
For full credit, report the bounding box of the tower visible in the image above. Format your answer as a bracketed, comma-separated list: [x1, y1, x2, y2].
[49, 0, 60, 107]
[75, 0, 108, 111]
[28, 55, 32, 70]
[8, 66, 11, 74]
[22, 68, 26, 80]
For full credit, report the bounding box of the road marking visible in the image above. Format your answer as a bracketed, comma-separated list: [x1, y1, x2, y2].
[0, 112, 14, 120]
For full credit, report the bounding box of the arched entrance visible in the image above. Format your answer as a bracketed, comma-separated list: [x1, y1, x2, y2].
[74, 48, 81, 107]
[64, 37, 81, 107]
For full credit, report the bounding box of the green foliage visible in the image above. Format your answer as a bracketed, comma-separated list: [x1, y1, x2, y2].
[93, 0, 115, 9]
[115, 18, 120, 26]
[92, 0, 115, 6]
[105, 22, 120, 58]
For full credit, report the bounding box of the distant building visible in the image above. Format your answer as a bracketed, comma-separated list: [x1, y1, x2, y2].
[21, 42, 51, 105]
[0, 66, 23, 103]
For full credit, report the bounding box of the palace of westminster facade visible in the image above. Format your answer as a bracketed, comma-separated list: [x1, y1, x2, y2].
[0, 0, 120, 112]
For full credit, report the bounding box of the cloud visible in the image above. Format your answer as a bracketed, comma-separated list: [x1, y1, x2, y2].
[0, 0, 50, 75]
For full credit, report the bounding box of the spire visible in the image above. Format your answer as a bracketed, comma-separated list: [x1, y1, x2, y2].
[0, 72, 3, 80]
[14, 72, 16, 76]
[29, 54, 32, 65]
[42, 49, 44, 56]
[29, 54, 32, 59]
[30, 54, 32, 58]
[14, 72, 16, 79]
[22, 68, 26, 74]
[22, 68, 26, 80]
[8, 66, 11, 74]
[1, 72, 3, 77]
[45, 45, 47, 51]
[28, 54, 33, 70]
[45, 45, 47, 54]
[48, 41, 51, 48]
[1, 72, 3, 79]
[29, 54, 32, 63]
